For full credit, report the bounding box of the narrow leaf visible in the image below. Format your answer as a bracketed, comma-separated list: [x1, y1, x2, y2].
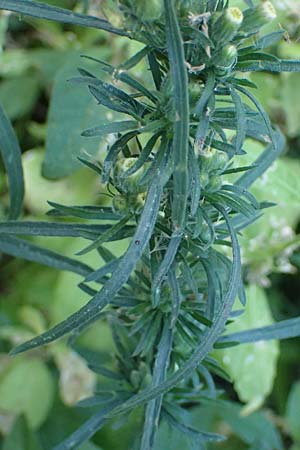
[219, 316, 300, 344]
[0, 0, 128, 36]
[0, 102, 24, 219]
[10, 180, 163, 355]
[0, 235, 92, 276]
[82, 120, 139, 138]
[165, 0, 190, 232]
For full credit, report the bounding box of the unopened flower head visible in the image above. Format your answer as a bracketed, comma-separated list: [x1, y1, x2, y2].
[226, 7, 244, 25]
[211, 7, 243, 45]
[260, 1, 277, 20]
[242, 1, 277, 32]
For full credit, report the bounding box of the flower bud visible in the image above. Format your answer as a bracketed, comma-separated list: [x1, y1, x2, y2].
[112, 195, 128, 213]
[241, 1, 277, 33]
[206, 174, 222, 192]
[213, 45, 238, 76]
[113, 157, 147, 194]
[211, 7, 243, 45]
[200, 147, 229, 175]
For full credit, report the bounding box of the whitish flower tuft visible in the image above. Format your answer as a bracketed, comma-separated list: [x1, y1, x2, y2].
[226, 7, 244, 25]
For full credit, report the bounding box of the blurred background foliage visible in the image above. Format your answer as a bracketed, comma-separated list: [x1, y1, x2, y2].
[0, 1, 300, 449]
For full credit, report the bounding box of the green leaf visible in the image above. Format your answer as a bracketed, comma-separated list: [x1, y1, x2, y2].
[0, 102, 24, 219]
[123, 133, 161, 177]
[285, 381, 300, 442]
[82, 120, 139, 138]
[254, 30, 285, 50]
[104, 206, 241, 418]
[47, 202, 121, 221]
[10, 179, 163, 355]
[234, 84, 277, 152]
[0, 358, 54, 429]
[164, 0, 189, 232]
[140, 318, 173, 450]
[82, 55, 157, 102]
[0, 75, 40, 120]
[0, 221, 133, 241]
[211, 400, 283, 449]
[162, 405, 224, 443]
[0, 0, 128, 36]
[0, 235, 93, 277]
[236, 129, 285, 189]
[236, 59, 300, 72]
[220, 316, 300, 344]
[76, 215, 132, 256]
[281, 73, 300, 137]
[216, 285, 279, 412]
[230, 87, 246, 154]
[52, 399, 123, 450]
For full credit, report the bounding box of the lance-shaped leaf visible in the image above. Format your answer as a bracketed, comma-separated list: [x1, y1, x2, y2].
[162, 404, 224, 443]
[236, 59, 300, 73]
[10, 179, 163, 355]
[81, 120, 139, 138]
[0, 221, 133, 241]
[0, 0, 129, 36]
[0, 102, 24, 219]
[165, 0, 189, 232]
[234, 84, 276, 151]
[236, 129, 285, 189]
[219, 316, 300, 344]
[47, 202, 121, 221]
[103, 206, 241, 418]
[81, 55, 157, 103]
[140, 318, 173, 450]
[52, 399, 124, 450]
[0, 236, 93, 276]
[230, 87, 246, 155]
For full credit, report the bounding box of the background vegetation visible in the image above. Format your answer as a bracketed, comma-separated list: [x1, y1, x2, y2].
[0, 1, 300, 449]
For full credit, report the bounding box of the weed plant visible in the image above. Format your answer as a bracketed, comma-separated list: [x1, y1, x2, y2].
[0, 0, 300, 449]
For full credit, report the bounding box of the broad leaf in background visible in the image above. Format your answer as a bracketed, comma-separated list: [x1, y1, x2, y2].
[215, 401, 283, 450]
[216, 285, 279, 412]
[0, 357, 54, 429]
[0, 75, 40, 121]
[22, 148, 100, 214]
[232, 139, 300, 284]
[281, 73, 300, 137]
[0, 102, 24, 218]
[43, 53, 114, 178]
[285, 381, 300, 443]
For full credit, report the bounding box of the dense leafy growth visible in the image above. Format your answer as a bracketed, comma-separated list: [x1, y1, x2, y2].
[0, 0, 300, 449]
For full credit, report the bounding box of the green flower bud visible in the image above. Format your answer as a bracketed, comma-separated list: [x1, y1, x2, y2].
[199, 147, 229, 174]
[112, 195, 128, 213]
[206, 174, 222, 193]
[211, 151, 229, 173]
[211, 7, 243, 45]
[213, 45, 238, 76]
[241, 1, 277, 33]
[128, 192, 146, 213]
[189, 82, 202, 108]
[199, 223, 211, 243]
[130, 370, 141, 390]
[113, 157, 147, 194]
